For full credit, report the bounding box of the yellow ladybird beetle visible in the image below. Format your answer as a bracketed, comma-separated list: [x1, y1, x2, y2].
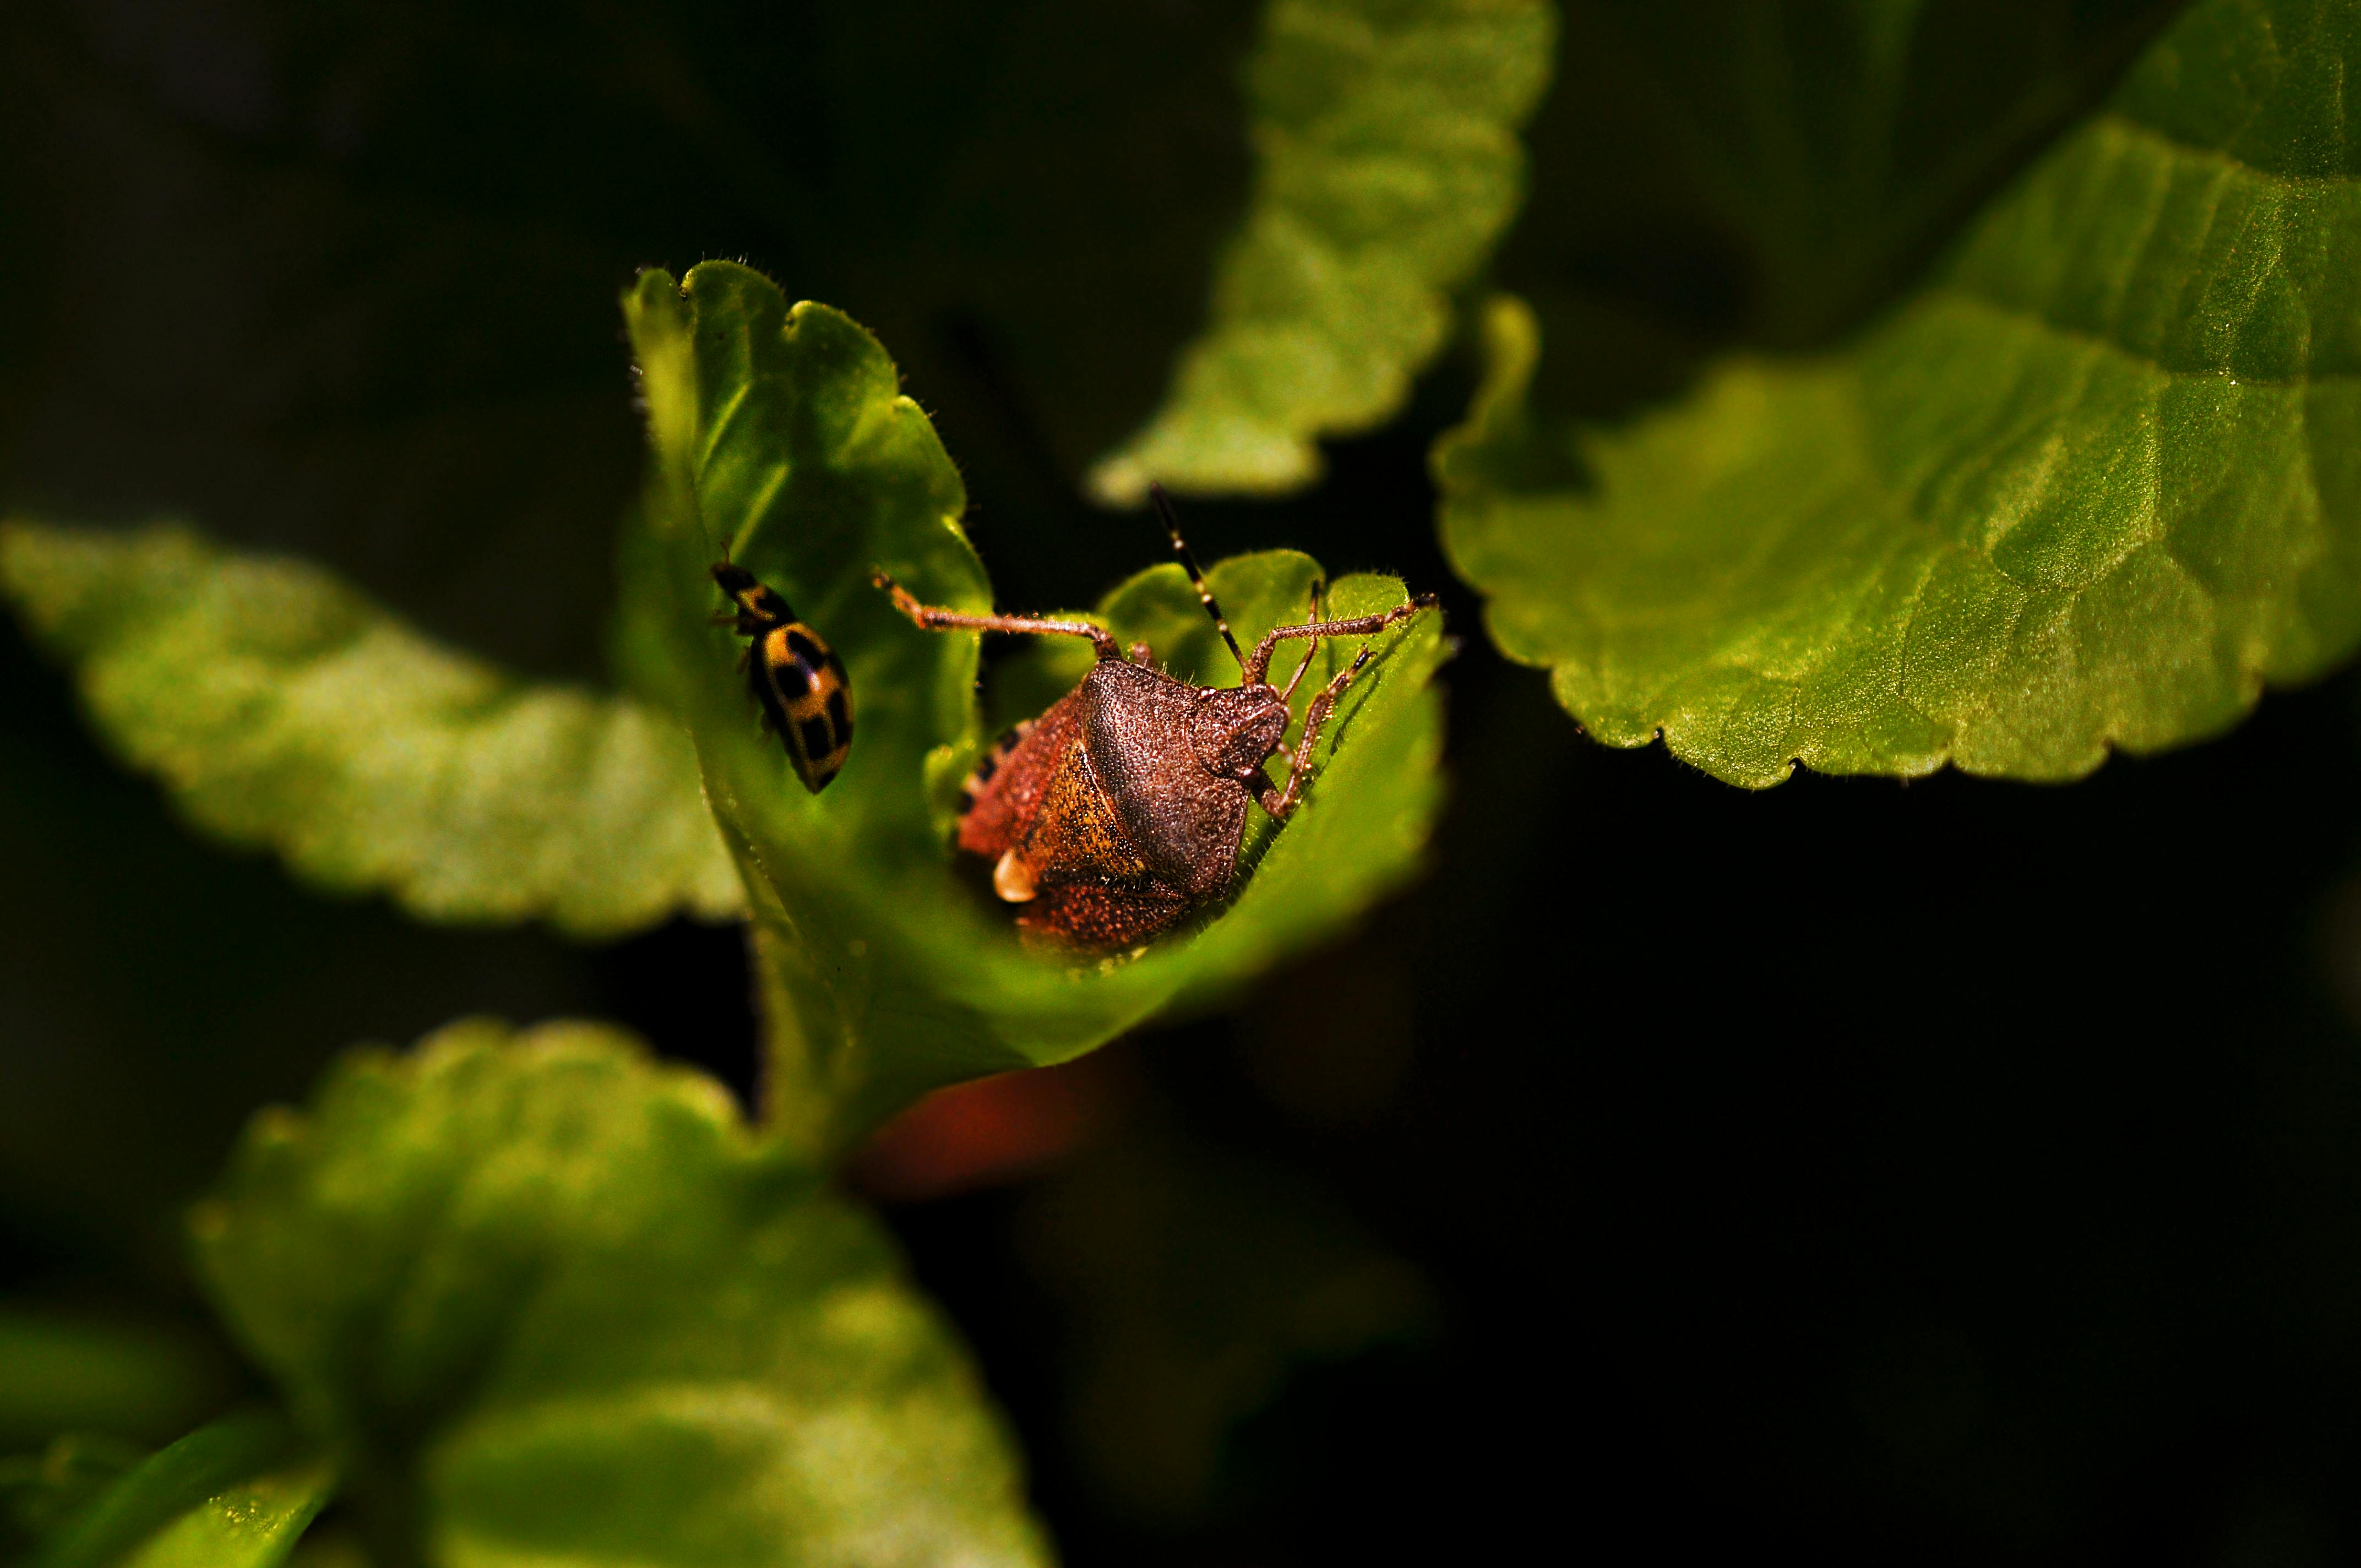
[710, 562, 852, 792]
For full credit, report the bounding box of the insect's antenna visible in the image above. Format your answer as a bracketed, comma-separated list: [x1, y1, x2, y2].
[718, 520, 754, 565]
[1150, 482, 1244, 672]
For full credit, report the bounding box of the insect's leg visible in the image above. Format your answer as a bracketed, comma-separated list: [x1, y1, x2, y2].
[1268, 645, 1379, 819]
[1243, 593, 1437, 685]
[873, 571, 1124, 660]
[1128, 641, 1154, 665]
[1276, 579, 1326, 705]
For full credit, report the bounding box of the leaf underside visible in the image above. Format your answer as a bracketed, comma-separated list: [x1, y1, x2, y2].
[1440, 0, 2361, 787]
[1090, 0, 1556, 502]
[192, 1020, 1049, 1568]
[0, 523, 740, 935]
[625, 262, 1447, 1150]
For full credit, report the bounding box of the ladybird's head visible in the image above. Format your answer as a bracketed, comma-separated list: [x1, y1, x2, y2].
[1189, 684, 1291, 780]
[711, 562, 790, 623]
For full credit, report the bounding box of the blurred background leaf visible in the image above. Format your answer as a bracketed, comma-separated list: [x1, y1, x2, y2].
[194, 1020, 1048, 1568]
[0, 594, 612, 1283]
[1, 522, 737, 937]
[1090, 0, 1555, 502]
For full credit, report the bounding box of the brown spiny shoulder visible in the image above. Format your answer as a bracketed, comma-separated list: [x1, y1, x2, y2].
[958, 693, 1082, 858]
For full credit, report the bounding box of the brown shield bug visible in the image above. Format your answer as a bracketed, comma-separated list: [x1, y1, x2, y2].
[873, 486, 1437, 949]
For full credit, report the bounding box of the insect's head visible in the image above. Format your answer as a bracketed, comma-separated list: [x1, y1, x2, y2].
[711, 561, 790, 624]
[1188, 683, 1291, 781]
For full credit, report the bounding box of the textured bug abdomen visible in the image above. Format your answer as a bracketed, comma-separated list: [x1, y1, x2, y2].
[1025, 881, 1190, 948]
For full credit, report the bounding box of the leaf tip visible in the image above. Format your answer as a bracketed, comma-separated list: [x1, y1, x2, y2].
[1432, 293, 1542, 492]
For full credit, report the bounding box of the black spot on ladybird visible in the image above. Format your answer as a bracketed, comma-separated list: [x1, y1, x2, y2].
[711, 561, 855, 795]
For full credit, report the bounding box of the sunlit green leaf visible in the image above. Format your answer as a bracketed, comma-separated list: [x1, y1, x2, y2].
[1440, 0, 2361, 786]
[624, 263, 1446, 1152]
[30, 1415, 330, 1568]
[0, 524, 739, 936]
[1089, 0, 1556, 502]
[191, 1019, 1049, 1568]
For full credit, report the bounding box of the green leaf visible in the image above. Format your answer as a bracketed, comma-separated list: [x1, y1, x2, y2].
[30, 1415, 330, 1568]
[624, 263, 1446, 1152]
[191, 1019, 1049, 1568]
[1439, 0, 2361, 787]
[1088, 0, 1557, 502]
[0, 523, 739, 937]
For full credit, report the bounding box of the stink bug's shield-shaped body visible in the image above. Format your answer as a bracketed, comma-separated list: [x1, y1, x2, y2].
[711, 563, 852, 793]
[877, 486, 1437, 949]
[954, 660, 1281, 946]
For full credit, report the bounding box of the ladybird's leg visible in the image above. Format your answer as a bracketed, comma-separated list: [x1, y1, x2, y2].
[1269, 646, 1378, 819]
[873, 571, 1123, 660]
[1242, 593, 1438, 685]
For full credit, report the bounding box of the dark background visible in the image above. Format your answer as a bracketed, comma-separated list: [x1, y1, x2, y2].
[8, 1, 2357, 1562]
